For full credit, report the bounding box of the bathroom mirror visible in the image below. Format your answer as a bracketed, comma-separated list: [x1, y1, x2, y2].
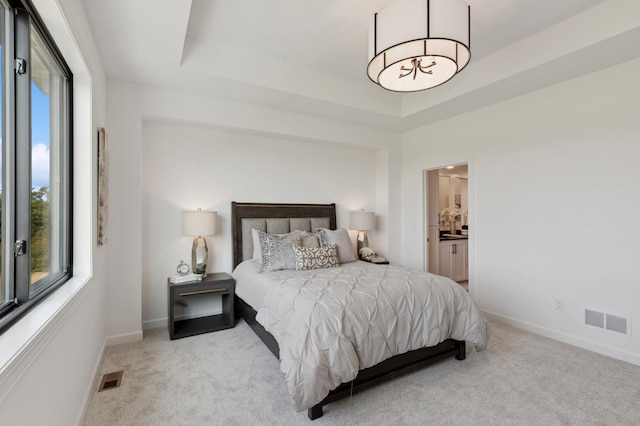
[439, 166, 468, 230]
[439, 176, 451, 212]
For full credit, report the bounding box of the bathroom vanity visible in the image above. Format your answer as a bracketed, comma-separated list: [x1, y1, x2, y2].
[439, 236, 468, 282]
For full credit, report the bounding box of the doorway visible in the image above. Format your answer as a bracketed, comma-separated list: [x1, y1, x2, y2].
[425, 163, 469, 291]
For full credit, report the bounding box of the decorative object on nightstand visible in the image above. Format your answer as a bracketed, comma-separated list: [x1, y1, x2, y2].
[368, 256, 389, 264]
[359, 247, 375, 261]
[169, 261, 199, 284]
[176, 260, 190, 275]
[359, 247, 389, 264]
[168, 272, 235, 340]
[182, 208, 217, 278]
[350, 210, 376, 258]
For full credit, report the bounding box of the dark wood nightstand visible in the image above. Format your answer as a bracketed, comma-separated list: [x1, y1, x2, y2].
[168, 272, 235, 340]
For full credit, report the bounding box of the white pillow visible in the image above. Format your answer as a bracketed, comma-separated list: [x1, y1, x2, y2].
[251, 228, 262, 261]
[315, 228, 357, 264]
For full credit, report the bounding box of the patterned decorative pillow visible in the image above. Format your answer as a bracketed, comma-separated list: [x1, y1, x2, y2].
[258, 230, 301, 272]
[315, 228, 358, 264]
[253, 229, 301, 264]
[293, 245, 339, 270]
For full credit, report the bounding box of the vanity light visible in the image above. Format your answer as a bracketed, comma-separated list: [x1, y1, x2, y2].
[182, 208, 217, 278]
[367, 0, 471, 92]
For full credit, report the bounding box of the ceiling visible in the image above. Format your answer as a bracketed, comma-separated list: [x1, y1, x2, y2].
[82, 0, 640, 132]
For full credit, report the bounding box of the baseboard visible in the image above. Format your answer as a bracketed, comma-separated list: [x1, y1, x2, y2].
[484, 310, 640, 367]
[105, 330, 143, 347]
[142, 318, 166, 331]
[75, 338, 107, 425]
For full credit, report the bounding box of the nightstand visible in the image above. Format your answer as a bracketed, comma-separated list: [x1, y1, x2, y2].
[363, 256, 389, 264]
[168, 272, 235, 340]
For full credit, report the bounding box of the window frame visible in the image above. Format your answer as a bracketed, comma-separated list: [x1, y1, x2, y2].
[0, 0, 73, 333]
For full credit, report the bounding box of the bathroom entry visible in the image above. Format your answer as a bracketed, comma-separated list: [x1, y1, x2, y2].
[425, 164, 469, 288]
[438, 165, 468, 234]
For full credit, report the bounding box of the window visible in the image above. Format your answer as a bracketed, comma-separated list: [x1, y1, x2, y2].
[0, 0, 73, 332]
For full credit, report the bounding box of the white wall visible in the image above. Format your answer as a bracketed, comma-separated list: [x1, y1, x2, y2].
[103, 82, 144, 343]
[401, 57, 640, 365]
[0, 2, 636, 424]
[0, 0, 110, 424]
[104, 81, 399, 332]
[141, 121, 381, 327]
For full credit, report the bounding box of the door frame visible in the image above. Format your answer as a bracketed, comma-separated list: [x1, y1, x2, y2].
[423, 158, 474, 293]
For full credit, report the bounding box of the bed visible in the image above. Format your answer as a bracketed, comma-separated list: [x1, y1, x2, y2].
[231, 202, 489, 420]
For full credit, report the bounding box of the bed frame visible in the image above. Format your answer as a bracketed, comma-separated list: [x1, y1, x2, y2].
[231, 201, 465, 420]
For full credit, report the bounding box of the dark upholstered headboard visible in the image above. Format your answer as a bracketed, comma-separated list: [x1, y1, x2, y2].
[231, 202, 337, 269]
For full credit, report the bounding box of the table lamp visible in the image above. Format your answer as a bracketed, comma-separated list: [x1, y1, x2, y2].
[182, 208, 217, 278]
[350, 210, 376, 258]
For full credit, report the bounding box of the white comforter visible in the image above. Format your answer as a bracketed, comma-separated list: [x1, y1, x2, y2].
[250, 261, 490, 411]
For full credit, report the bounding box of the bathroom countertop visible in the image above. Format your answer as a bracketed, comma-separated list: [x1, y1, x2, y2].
[440, 234, 468, 240]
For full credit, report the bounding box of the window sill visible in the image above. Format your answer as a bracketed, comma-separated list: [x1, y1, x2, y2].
[0, 274, 92, 400]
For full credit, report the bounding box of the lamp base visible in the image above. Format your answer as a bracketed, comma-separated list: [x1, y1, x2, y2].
[356, 231, 369, 259]
[192, 236, 208, 276]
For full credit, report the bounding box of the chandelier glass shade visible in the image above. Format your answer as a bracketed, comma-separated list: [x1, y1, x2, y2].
[368, 0, 471, 92]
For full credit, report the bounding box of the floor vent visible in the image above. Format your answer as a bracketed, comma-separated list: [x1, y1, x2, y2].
[584, 309, 630, 337]
[98, 371, 123, 392]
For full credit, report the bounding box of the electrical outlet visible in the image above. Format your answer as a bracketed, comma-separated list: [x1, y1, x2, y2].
[554, 299, 564, 311]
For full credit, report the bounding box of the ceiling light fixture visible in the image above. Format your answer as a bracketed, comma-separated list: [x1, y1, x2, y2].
[368, 0, 471, 92]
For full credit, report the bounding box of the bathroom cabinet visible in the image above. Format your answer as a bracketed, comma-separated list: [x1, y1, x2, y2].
[439, 239, 468, 282]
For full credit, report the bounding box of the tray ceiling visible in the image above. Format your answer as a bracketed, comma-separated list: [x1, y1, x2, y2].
[83, 0, 640, 131]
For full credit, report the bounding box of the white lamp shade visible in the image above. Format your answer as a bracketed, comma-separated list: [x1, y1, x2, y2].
[368, 0, 470, 92]
[182, 210, 217, 236]
[350, 211, 376, 231]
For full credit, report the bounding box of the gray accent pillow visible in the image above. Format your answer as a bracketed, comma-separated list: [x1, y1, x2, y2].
[258, 230, 301, 272]
[300, 231, 320, 248]
[315, 228, 357, 264]
[293, 245, 339, 270]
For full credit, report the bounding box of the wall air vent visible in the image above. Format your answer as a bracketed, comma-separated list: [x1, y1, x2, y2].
[606, 314, 628, 334]
[585, 309, 604, 328]
[584, 308, 630, 337]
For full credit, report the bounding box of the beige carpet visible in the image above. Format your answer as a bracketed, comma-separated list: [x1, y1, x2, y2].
[82, 320, 640, 425]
